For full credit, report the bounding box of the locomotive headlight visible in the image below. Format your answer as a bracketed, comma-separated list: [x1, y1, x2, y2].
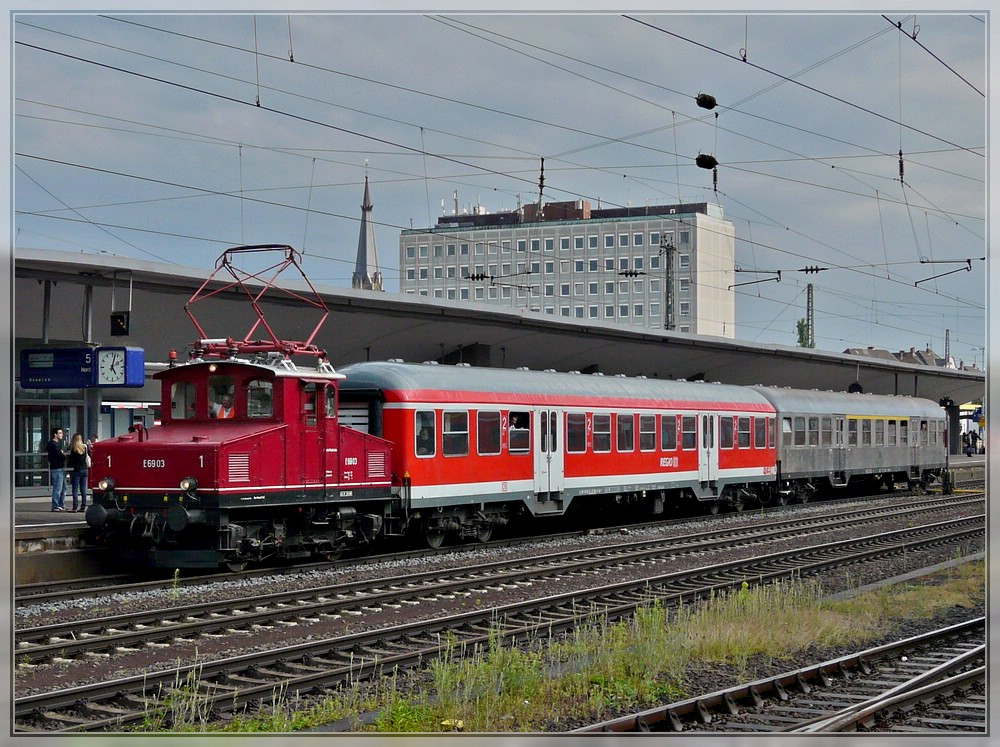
[179, 477, 198, 493]
[98, 477, 115, 492]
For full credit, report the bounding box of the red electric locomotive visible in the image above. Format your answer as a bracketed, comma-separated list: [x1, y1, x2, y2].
[86, 246, 397, 570]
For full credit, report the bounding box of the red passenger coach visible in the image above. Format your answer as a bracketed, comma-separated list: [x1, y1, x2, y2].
[338, 361, 779, 546]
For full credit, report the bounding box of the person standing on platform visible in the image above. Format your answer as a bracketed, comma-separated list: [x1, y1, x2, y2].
[46, 427, 67, 512]
[67, 433, 90, 512]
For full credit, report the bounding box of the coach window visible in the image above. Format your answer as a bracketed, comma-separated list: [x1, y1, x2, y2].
[887, 419, 897, 446]
[509, 412, 530, 453]
[861, 419, 872, 447]
[820, 417, 832, 446]
[782, 417, 793, 447]
[415, 411, 436, 457]
[443, 412, 469, 456]
[639, 415, 656, 451]
[754, 417, 766, 449]
[478, 411, 501, 456]
[807, 417, 819, 447]
[847, 419, 858, 446]
[661, 414, 677, 451]
[738, 417, 752, 448]
[920, 420, 929, 446]
[567, 413, 587, 453]
[899, 420, 908, 445]
[768, 417, 776, 449]
[247, 380, 273, 418]
[874, 419, 885, 446]
[593, 414, 612, 453]
[719, 416, 734, 449]
[617, 414, 635, 452]
[793, 417, 806, 446]
[681, 416, 697, 450]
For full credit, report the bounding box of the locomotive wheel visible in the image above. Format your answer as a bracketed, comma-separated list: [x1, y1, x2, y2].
[730, 494, 745, 512]
[325, 549, 343, 562]
[476, 525, 493, 543]
[776, 492, 789, 506]
[425, 527, 446, 549]
[225, 560, 248, 572]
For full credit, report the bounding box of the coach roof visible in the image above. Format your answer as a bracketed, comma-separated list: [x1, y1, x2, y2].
[339, 361, 774, 409]
[750, 386, 943, 418]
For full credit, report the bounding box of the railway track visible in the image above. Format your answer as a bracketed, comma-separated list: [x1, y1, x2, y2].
[574, 617, 985, 734]
[15, 495, 981, 665]
[16, 491, 978, 607]
[14, 510, 983, 732]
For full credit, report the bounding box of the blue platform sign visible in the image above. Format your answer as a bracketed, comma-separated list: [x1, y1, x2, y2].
[19, 346, 146, 389]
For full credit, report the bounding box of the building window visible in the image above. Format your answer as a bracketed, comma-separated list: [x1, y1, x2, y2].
[434, 289, 443, 298]
[545, 238, 554, 252]
[679, 278, 690, 292]
[460, 243, 469, 255]
[679, 301, 690, 316]
[434, 267, 443, 279]
[679, 254, 690, 268]
[633, 280, 643, 293]
[633, 304, 643, 317]
[574, 281, 584, 295]
[460, 288, 469, 300]
[589, 259, 599, 271]
[605, 305, 615, 317]
[589, 305, 598, 318]
[619, 304, 629, 317]
[419, 268, 428, 280]
[560, 307, 570, 317]
[488, 286, 498, 300]
[545, 261, 554, 274]
[419, 245, 428, 258]
[475, 242, 485, 256]
[589, 281, 599, 295]
[605, 281, 615, 294]
[405, 246, 415, 258]
[680, 230, 690, 244]
[560, 283, 570, 296]
[545, 284, 554, 297]
[649, 279, 660, 292]
[649, 255, 660, 270]
[649, 232, 660, 246]
[406, 269, 415, 280]
[434, 244, 443, 257]
[619, 257, 629, 271]
[605, 258, 615, 271]
[501, 286, 511, 299]
[619, 234, 629, 247]
[560, 237, 570, 251]
[679, 325, 690, 333]
[633, 233, 643, 247]
[447, 289, 455, 300]
[501, 240, 511, 253]
[589, 235, 598, 249]
[447, 244, 456, 256]
[575, 260, 585, 272]
[531, 238, 540, 251]
[447, 266, 456, 279]
[618, 281, 629, 294]
[531, 261, 541, 274]
[475, 287, 484, 300]
[517, 239, 526, 252]
[575, 306, 584, 318]
[575, 236, 585, 250]
[649, 302, 660, 317]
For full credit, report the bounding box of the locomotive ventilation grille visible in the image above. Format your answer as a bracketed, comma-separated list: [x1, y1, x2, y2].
[367, 452, 386, 478]
[228, 453, 251, 482]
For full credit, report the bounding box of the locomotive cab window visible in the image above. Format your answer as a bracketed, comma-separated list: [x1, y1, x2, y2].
[325, 387, 337, 418]
[209, 375, 236, 419]
[509, 411, 530, 453]
[171, 381, 197, 420]
[302, 382, 318, 426]
[247, 379, 273, 418]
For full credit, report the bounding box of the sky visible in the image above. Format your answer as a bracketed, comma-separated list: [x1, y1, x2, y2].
[8, 8, 989, 366]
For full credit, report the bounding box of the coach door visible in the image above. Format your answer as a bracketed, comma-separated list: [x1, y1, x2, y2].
[833, 416, 847, 478]
[698, 413, 718, 484]
[534, 408, 564, 498]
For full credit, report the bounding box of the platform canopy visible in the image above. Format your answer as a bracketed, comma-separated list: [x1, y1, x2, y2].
[14, 248, 985, 407]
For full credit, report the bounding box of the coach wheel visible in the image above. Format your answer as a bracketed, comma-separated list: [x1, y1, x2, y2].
[225, 560, 247, 572]
[425, 527, 446, 549]
[325, 549, 343, 562]
[476, 525, 493, 544]
[707, 501, 720, 515]
[776, 491, 789, 506]
[797, 487, 811, 505]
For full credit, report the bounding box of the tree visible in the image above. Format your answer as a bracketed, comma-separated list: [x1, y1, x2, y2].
[796, 318, 813, 348]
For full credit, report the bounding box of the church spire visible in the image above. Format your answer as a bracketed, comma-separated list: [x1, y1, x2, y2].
[352, 174, 383, 291]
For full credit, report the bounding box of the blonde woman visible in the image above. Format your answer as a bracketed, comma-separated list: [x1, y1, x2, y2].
[66, 433, 90, 512]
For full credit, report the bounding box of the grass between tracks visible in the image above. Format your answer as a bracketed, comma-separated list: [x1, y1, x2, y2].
[141, 559, 984, 733]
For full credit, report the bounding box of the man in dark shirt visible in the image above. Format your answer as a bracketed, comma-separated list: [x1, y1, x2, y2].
[46, 427, 67, 511]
